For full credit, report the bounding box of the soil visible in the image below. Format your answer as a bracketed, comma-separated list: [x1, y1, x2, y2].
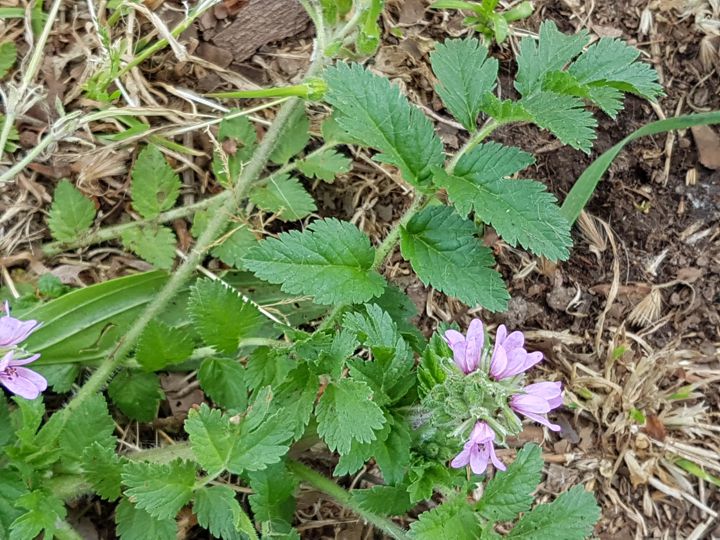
[1, 0, 719, 538]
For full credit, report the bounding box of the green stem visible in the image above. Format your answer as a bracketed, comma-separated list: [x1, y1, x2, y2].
[54, 521, 85, 540]
[209, 85, 313, 100]
[447, 119, 499, 172]
[287, 461, 409, 540]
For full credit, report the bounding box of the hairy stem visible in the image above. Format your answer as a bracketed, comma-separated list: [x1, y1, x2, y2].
[287, 461, 409, 540]
[448, 119, 500, 172]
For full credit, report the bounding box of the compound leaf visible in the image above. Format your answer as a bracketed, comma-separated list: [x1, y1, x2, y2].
[48, 180, 96, 243]
[82, 442, 124, 502]
[60, 393, 115, 462]
[249, 174, 316, 222]
[121, 225, 177, 269]
[107, 370, 163, 422]
[131, 145, 181, 219]
[115, 498, 176, 540]
[296, 148, 352, 182]
[136, 320, 194, 372]
[520, 91, 597, 153]
[122, 459, 196, 520]
[198, 358, 247, 411]
[194, 485, 253, 540]
[9, 491, 66, 540]
[248, 463, 298, 524]
[409, 497, 482, 540]
[185, 404, 234, 476]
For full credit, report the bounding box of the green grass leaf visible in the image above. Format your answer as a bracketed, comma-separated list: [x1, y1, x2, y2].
[194, 485, 254, 540]
[400, 205, 508, 311]
[48, 180, 96, 243]
[430, 37, 498, 131]
[0, 41, 17, 78]
[131, 145, 181, 219]
[324, 62, 444, 187]
[187, 278, 266, 354]
[136, 320, 194, 371]
[122, 459, 196, 520]
[82, 442, 124, 502]
[249, 174, 316, 221]
[121, 225, 177, 269]
[107, 370, 164, 422]
[436, 144, 571, 260]
[316, 378, 386, 455]
[115, 498, 176, 540]
[60, 393, 115, 462]
[296, 148, 352, 182]
[270, 108, 310, 165]
[477, 444, 543, 522]
[243, 218, 386, 305]
[409, 497, 482, 539]
[198, 358, 247, 411]
[508, 485, 600, 539]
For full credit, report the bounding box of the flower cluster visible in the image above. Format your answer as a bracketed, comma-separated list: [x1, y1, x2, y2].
[443, 319, 563, 475]
[0, 302, 46, 399]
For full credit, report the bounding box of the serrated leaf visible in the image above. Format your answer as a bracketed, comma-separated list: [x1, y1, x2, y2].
[122, 459, 196, 520]
[477, 444, 543, 522]
[188, 278, 266, 353]
[515, 21, 589, 97]
[430, 37, 498, 131]
[136, 320, 194, 371]
[568, 37, 663, 101]
[198, 358, 247, 410]
[352, 484, 413, 517]
[0, 471, 26, 535]
[435, 143, 572, 260]
[115, 498, 176, 540]
[316, 378, 386, 455]
[270, 108, 310, 164]
[60, 393, 115, 462]
[194, 485, 251, 540]
[0, 41, 16, 78]
[212, 225, 257, 269]
[249, 174, 316, 221]
[248, 463, 297, 524]
[245, 347, 294, 391]
[131, 145, 181, 219]
[324, 62, 444, 187]
[48, 180, 96, 242]
[271, 364, 317, 439]
[479, 94, 533, 124]
[9, 490, 66, 540]
[185, 404, 235, 475]
[542, 71, 625, 118]
[296, 148, 352, 182]
[520, 91, 597, 153]
[409, 497, 482, 540]
[218, 113, 257, 162]
[107, 370, 164, 422]
[372, 415, 412, 484]
[243, 218, 386, 305]
[399, 205, 508, 311]
[82, 442, 124, 501]
[121, 225, 177, 269]
[508, 485, 600, 539]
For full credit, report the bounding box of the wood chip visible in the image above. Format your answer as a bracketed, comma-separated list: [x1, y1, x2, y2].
[690, 125, 720, 170]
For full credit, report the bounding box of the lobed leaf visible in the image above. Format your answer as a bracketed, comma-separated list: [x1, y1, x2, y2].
[270, 108, 310, 165]
[122, 459, 197, 520]
[115, 498, 176, 540]
[82, 442, 124, 502]
[194, 485, 253, 540]
[130, 145, 181, 219]
[107, 370, 164, 422]
[296, 148, 352, 182]
[135, 320, 194, 371]
[198, 358, 248, 411]
[121, 225, 177, 269]
[48, 180, 96, 243]
[409, 497, 482, 540]
[249, 174, 316, 222]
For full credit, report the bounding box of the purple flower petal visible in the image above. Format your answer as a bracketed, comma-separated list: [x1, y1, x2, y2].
[443, 329, 465, 348]
[489, 344, 508, 379]
[469, 445, 489, 475]
[511, 393, 551, 414]
[488, 443, 506, 471]
[8, 353, 41, 367]
[519, 410, 562, 432]
[466, 319, 484, 343]
[450, 443, 472, 469]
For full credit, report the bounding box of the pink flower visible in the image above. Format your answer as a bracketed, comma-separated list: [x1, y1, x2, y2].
[0, 301, 40, 348]
[489, 324, 543, 380]
[450, 421, 506, 475]
[443, 319, 484, 374]
[510, 381, 563, 432]
[0, 350, 47, 400]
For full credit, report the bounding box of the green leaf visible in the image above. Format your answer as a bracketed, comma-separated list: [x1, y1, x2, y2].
[409, 497, 482, 540]
[212, 225, 257, 269]
[131, 145, 181, 219]
[82, 442, 124, 501]
[0, 41, 16, 78]
[136, 320, 194, 371]
[561, 111, 720, 224]
[249, 174, 316, 221]
[188, 278, 266, 353]
[296, 148, 352, 182]
[0, 113, 20, 152]
[198, 358, 247, 410]
[245, 347, 294, 391]
[271, 363, 317, 439]
[60, 393, 115, 462]
[316, 378, 386, 455]
[435, 143, 572, 260]
[218, 113, 257, 162]
[515, 21, 589, 97]
[122, 459, 196, 520]
[477, 444, 543, 522]
[121, 225, 177, 269]
[430, 37, 498, 131]
[352, 485, 413, 517]
[0, 472, 26, 535]
[194, 485, 252, 540]
[243, 218, 386, 305]
[248, 463, 297, 524]
[568, 37, 663, 101]
[107, 370, 164, 422]
[324, 62, 444, 187]
[115, 498, 176, 540]
[270, 108, 310, 164]
[508, 485, 600, 539]
[520, 91, 597, 153]
[185, 404, 235, 476]
[479, 94, 533, 124]
[9, 490, 66, 540]
[399, 205, 508, 311]
[47, 180, 96, 242]
[0, 396, 12, 447]
[356, 0, 384, 54]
